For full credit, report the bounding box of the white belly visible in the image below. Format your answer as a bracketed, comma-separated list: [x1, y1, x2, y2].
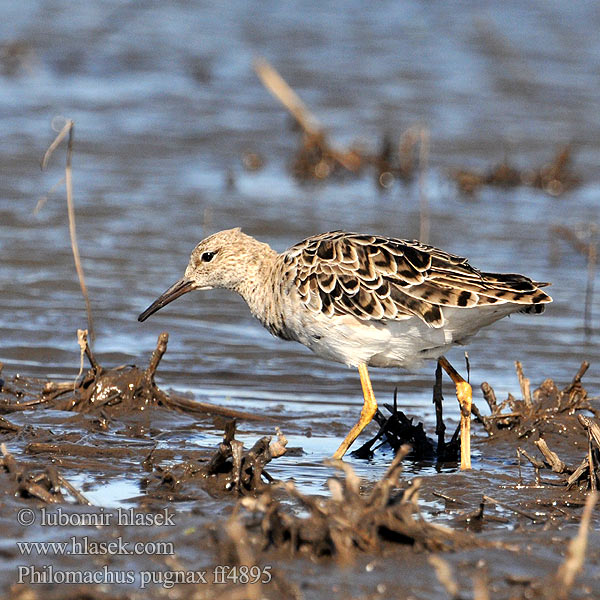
[284, 303, 519, 370]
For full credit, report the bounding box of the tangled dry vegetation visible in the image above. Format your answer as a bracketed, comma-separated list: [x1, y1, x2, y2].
[1, 330, 264, 422]
[227, 447, 487, 561]
[451, 144, 579, 196]
[252, 57, 580, 199]
[0, 442, 90, 505]
[145, 420, 288, 499]
[478, 361, 600, 491]
[0, 331, 290, 504]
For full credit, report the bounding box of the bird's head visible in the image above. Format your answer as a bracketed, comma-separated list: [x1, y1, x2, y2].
[138, 227, 271, 322]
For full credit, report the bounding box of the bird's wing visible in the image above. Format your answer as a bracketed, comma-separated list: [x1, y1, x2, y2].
[282, 232, 551, 328]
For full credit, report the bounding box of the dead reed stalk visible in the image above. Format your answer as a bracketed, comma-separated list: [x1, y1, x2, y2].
[41, 119, 95, 341]
[551, 224, 597, 337]
[418, 127, 430, 243]
[551, 491, 598, 600]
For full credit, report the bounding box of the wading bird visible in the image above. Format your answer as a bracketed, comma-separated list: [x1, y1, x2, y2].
[138, 228, 551, 469]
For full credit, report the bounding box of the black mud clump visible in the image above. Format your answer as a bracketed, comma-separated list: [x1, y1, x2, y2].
[143, 420, 288, 498]
[352, 364, 462, 464]
[352, 400, 438, 461]
[41, 330, 172, 416]
[0, 330, 265, 423]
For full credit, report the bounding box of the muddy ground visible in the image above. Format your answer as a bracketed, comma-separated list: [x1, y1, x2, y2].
[0, 335, 598, 600]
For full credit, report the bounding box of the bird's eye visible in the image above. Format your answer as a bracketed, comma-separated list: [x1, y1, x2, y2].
[201, 251, 216, 263]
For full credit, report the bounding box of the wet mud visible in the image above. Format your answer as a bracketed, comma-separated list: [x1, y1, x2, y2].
[1, 346, 599, 599]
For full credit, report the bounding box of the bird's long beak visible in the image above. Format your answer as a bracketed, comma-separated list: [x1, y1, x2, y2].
[138, 277, 197, 322]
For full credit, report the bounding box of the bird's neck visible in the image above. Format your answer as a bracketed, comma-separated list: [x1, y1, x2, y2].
[233, 241, 282, 331]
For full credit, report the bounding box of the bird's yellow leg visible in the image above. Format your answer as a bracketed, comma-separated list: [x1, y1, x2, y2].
[332, 363, 378, 460]
[438, 356, 472, 470]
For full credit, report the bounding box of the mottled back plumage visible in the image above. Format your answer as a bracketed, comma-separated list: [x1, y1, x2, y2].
[280, 231, 551, 328]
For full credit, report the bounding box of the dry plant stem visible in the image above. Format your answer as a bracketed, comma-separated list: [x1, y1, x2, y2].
[253, 57, 321, 138]
[34, 175, 65, 214]
[577, 414, 600, 490]
[485, 411, 520, 420]
[552, 491, 598, 600]
[518, 447, 545, 470]
[418, 127, 430, 243]
[473, 570, 491, 600]
[0, 397, 45, 411]
[433, 362, 446, 450]
[515, 361, 532, 406]
[79, 329, 100, 372]
[0, 443, 16, 472]
[432, 490, 463, 505]
[224, 519, 261, 600]
[65, 123, 95, 341]
[26, 441, 206, 462]
[166, 393, 273, 421]
[0, 415, 19, 432]
[42, 120, 95, 341]
[482, 495, 539, 522]
[567, 458, 591, 489]
[552, 225, 596, 337]
[41, 121, 71, 170]
[588, 435, 597, 492]
[58, 473, 91, 505]
[2, 442, 90, 504]
[470, 402, 493, 434]
[480, 382, 497, 409]
[534, 437, 567, 474]
[74, 328, 87, 390]
[428, 554, 459, 599]
[577, 414, 600, 448]
[253, 56, 359, 172]
[551, 225, 588, 255]
[147, 332, 169, 380]
[585, 235, 597, 336]
[568, 361, 590, 389]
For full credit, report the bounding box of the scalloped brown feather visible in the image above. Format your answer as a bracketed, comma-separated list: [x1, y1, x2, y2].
[284, 231, 552, 328]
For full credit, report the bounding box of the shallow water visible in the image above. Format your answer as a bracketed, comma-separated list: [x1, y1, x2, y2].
[1, 0, 600, 504]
